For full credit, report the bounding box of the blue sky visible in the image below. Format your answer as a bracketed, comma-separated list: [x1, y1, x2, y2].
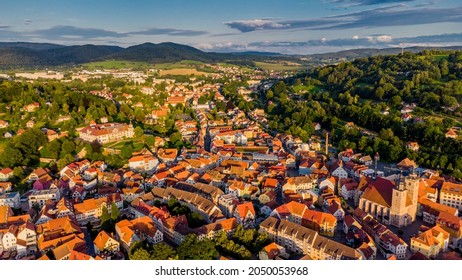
[1, 0, 462, 54]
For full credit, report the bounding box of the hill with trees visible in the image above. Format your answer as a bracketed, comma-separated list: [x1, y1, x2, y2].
[258, 50, 462, 178]
[0, 42, 276, 68]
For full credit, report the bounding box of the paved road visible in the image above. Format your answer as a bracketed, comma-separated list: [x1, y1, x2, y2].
[81, 227, 95, 257]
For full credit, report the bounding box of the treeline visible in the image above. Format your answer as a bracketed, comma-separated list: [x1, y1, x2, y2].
[129, 224, 271, 260]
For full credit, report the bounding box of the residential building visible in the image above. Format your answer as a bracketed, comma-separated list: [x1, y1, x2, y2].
[234, 202, 256, 229]
[353, 209, 408, 259]
[73, 194, 123, 226]
[94, 230, 120, 254]
[0, 192, 20, 209]
[445, 128, 458, 139]
[327, 201, 345, 221]
[0, 168, 13, 182]
[260, 217, 362, 260]
[259, 242, 289, 260]
[217, 193, 239, 218]
[28, 188, 62, 210]
[420, 199, 458, 225]
[330, 161, 348, 179]
[194, 218, 238, 240]
[410, 225, 449, 258]
[128, 155, 159, 174]
[157, 148, 178, 164]
[271, 201, 337, 237]
[115, 216, 163, 251]
[151, 187, 225, 223]
[282, 176, 316, 194]
[436, 212, 462, 249]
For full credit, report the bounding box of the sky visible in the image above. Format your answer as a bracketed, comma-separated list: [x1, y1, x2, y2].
[1, 0, 462, 54]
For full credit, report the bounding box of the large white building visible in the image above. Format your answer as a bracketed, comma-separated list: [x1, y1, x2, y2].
[128, 155, 159, 174]
[78, 122, 134, 144]
[28, 188, 62, 210]
[440, 182, 462, 211]
[0, 192, 20, 209]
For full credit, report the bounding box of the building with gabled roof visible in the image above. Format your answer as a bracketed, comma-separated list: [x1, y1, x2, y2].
[73, 193, 123, 226]
[259, 242, 289, 260]
[440, 181, 462, 211]
[410, 225, 449, 258]
[260, 217, 362, 260]
[77, 122, 134, 144]
[271, 201, 337, 237]
[0, 168, 13, 182]
[94, 230, 120, 254]
[128, 154, 159, 174]
[194, 218, 238, 240]
[358, 174, 419, 228]
[116, 216, 163, 251]
[436, 212, 462, 249]
[51, 234, 87, 260]
[151, 187, 225, 223]
[234, 201, 255, 229]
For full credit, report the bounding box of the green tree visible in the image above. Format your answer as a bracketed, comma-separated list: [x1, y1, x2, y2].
[57, 154, 75, 170]
[170, 132, 182, 146]
[46, 140, 62, 159]
[177, 234, 219, 260]
[130, 248, 151, 260]
[120, 143, 134, 159]
[13, 166, 24, 179]
[61, 140, 76, 156]
[110, 202, 120, 221]
[150, 243, 177, 260]
[134, 108, 145, 122]
[0, 146, 23, 167]
[134, 126, 144, 138]
[253, 232, 271, 253]
[101, 206, 110, 225]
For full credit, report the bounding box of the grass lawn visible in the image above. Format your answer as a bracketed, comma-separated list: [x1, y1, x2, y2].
[255, 61, 303, 72]
[103, 138, 145, 151]
[39, 146, 56, 159]
[83, 60, 152, 70]
[292, 84, 320, 94]
[431, 54, 449, 62]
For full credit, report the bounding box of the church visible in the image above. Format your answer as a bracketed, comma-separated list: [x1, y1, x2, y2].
[355, 173, 419, 228]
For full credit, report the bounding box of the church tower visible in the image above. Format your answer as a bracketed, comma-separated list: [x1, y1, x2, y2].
[405, 172, 419, 222]
[390, 175, 409, 228]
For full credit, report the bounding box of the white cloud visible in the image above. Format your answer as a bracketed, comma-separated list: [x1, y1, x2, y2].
[377, 35, 393, 42]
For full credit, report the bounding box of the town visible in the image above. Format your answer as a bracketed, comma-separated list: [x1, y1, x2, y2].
[0, 58, 461, 261]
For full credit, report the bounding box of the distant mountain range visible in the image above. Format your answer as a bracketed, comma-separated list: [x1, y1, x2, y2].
[0, 42, 281, 69]
[1, 41, 462, 69]
[302, 46, 462, 61]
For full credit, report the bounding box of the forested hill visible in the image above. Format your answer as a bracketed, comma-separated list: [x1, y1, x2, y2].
[260, 50, 462, 178]
[0, 42, 275, 68]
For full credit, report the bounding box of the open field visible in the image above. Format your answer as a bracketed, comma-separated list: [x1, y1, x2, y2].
[154, 60, 205, 70]
[255, 61, 303, 72]
[158, 68, 211, 76]
[83, 60, 152, 69]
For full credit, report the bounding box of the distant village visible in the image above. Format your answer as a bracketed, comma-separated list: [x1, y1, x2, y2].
[0, 65, 461, 261]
